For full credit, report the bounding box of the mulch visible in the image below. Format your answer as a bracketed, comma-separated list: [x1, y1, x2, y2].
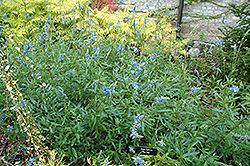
[0, 129, 30, 166]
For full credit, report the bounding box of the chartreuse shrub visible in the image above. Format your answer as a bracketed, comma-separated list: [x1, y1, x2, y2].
[1, 0, 250, 166]
[0, 0, 91, 40]
[0, 0, 189, 54]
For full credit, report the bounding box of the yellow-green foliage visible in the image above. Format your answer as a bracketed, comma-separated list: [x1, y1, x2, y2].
[77, 4, 189, 54]
[37, 150, 67, 166]
[1, 0, 189, 54]
[0, 0, 89, 40]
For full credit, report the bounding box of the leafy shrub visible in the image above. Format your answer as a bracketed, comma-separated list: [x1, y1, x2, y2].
[218, 3, 250, 82]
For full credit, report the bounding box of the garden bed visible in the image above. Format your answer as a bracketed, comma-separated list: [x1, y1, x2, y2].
[0, 0, 249, 165]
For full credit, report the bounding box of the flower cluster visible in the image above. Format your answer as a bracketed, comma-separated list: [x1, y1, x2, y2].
[216, 39, 224, 46]
[221, 13, 227, 23]
[7, 126, 13, 132]
[158, 139, 166, 147]
[191, 87, 197, 93]
[230, 132, 249, 141]
[23, 43, 33, 55]
[103, 84, 117, 97]
[130, 114, 148, 139]
[58, 90, 68, 98]
[155, 96, 165, 104]
[14, 101, 26, 110]
[129, 146, 135, 153]
[0, 114, 3, 123]
[110, 108, 118, 116]
[211, 89, 217, 94]
[27, 157, 36, 166]
[122, 16, 130, 22]
[133, 155, 145, 165]
[229, 85, 239, 93]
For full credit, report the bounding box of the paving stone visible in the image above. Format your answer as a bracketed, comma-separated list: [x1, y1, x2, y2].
[120, 0, 244, 41]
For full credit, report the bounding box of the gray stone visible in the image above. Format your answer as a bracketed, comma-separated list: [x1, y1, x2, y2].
[121, 0, 244, 41]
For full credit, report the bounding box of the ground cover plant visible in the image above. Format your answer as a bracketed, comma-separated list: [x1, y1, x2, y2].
[0, 0, 250, 165]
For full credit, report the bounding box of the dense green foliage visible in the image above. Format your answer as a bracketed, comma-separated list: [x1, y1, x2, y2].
[218, 2, 250, 82]
[0, 0, 250, 166]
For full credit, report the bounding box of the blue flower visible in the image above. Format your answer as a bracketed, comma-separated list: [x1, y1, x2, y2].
[191, 87, 197, 93]
[130, 128, 139, 139]
[143, 19, 148, 24]
[17, 57, 24, 63]
[155, 96, 164, 104]
[58, 54, 64, 61]
[47, 14, 52, 21]
[7, 126, 13, 132]
[72, 7, 76, 13]
[229, 85, 239, 93]
[109, 108, 118, 116]
[24, 44, 31, 53]
[133, 156, 144, 165]
[78, 4, 83, 9]
[27, 157, 36, 166]
[134, 47, 138, 54]
[103, 87, 111, 96]
[2, 13, 7, 19]
[0, 114, 3, 123]
[221, 14, 227, 23]
[25, 13, 30, 18]
[131, 21, 137, 28]
[132, 82, 139, 90]
[158, 139, 166, 147]
[59, 90, 68, 98]
[211, 89, 217, 94]
[20, 101, 26, 107]
[123, 16, 130, 22]
[129, 147, 135, 153]
[132, 61, 137, 68]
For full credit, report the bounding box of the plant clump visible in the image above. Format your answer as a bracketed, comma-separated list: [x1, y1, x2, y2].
[0, 0, 249, 166]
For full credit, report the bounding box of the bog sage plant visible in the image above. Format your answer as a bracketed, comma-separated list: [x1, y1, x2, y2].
[0, 0, 249, 165]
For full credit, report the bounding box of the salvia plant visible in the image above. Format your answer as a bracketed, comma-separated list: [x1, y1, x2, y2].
[0, 0, 249, 166]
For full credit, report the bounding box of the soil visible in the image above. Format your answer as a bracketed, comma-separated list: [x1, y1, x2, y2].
[0, 129, 26, 165]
